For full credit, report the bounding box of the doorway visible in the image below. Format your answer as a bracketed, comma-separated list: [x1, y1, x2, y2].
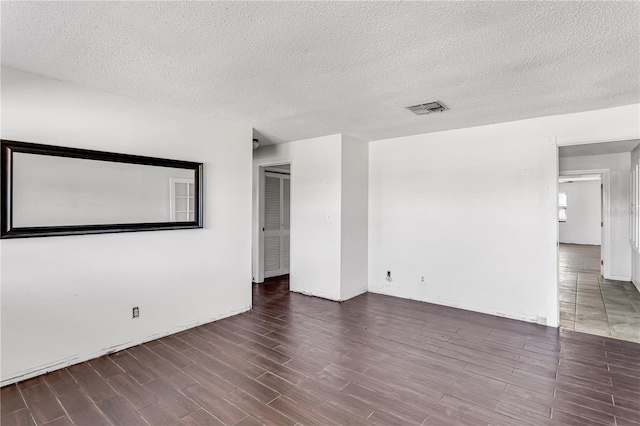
[556, 139, 640, 343]
[558, 172, 603, 270]
[557, 172, 605, 334]
[260, 164, 291, 280]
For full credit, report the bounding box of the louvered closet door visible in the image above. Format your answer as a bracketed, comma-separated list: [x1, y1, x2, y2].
[264, 172, 290, 277]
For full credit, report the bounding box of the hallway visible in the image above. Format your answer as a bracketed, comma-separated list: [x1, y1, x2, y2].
[559, 243, 640, 342]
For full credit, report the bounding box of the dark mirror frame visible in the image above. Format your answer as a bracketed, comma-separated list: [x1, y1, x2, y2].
[1, 139, 203, 239]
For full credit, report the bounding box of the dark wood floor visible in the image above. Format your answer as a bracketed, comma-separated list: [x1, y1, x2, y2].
[2, 276, 640, 426]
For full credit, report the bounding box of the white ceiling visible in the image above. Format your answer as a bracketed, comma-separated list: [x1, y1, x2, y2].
[2, 2, 639, 145]
[559, 139, 640, 158]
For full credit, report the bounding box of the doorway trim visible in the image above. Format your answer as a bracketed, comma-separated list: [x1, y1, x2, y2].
[254, 159, 292, 284]
[263, 170, 291, 278]
[559, 169, 610, 277]
[546, 127, 640, 329]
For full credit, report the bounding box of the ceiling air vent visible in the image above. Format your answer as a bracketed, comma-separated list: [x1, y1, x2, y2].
[406, 101, 448, 115]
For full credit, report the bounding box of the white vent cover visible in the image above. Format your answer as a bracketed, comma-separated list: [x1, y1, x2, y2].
[406, 101, 448, 115]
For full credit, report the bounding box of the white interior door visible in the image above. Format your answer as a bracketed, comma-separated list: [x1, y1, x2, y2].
[264, 172, 290, 278]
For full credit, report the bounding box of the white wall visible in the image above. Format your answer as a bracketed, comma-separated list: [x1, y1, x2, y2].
[559, 180, 602, 245]
[252, 134, 368, 301]
[369, 104, 640, 327]
[560, 153, 631, 279]
[0, 68, 253, 385]
[253, 135, 343, 300]
[631, 144, 640, 291]
[340, 135, 369, 300]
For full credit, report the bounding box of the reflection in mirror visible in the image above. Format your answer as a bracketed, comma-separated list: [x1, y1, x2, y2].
[1, 140, 203, 238]
[13, 153, 195, 227]
[170, 177, 196, 222]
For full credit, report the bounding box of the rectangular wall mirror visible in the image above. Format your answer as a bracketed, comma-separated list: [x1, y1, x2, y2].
[1, 140, 203, 238]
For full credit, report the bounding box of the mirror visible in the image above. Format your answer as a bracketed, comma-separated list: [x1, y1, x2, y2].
[1, 140, 203, 238]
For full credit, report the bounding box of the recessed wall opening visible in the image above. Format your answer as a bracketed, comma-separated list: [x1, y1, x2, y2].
[556, 139, 640, 343]
[256, 163, 291, 291]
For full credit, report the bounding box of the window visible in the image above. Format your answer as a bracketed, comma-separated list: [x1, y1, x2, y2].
[558, 192, 567, 222]
[170, 177, 195, 222]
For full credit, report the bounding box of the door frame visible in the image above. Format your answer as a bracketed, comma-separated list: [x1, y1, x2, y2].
[263, 170, 291, 278]
[254, 160, 292, 284]
[546, 127, 639, 328]
[558, 169, 609, 276]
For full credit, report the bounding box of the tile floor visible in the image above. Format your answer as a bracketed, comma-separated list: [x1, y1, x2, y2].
[559, 243, 640, 342]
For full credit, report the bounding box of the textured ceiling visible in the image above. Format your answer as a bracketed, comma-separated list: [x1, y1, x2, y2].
[2, 2, 639, 145]
[559, 139, 640, 158]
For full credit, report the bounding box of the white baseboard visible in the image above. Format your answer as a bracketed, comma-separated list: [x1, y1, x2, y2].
[605, 274, 632, 282]
[1, 305, 251, 387]
[341, 287, 368, 301]
[290, 287, 368, 302]
[290, 288, 342, 301]
[368, 287, 545, 326]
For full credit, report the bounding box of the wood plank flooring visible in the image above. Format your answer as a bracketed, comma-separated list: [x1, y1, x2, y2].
[2, 276, 640, 425]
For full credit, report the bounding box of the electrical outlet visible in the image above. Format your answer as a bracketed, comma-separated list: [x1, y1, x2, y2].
[383, 270, 393, 287]
[420, 276, 425, 284]
[132, 307, 140, 318]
